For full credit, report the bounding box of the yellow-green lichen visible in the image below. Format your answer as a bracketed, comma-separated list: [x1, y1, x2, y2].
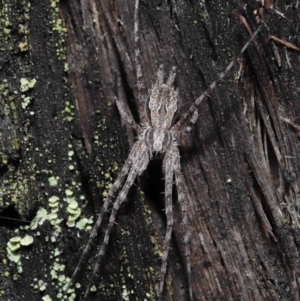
[29, 207, 48, 230]
[64, 189, 81, 227]
[48, 176, 59, 186]
[68, 150, 74, 157]
[64, 63, 68, 72]
[62, 101, 75, 122]
[49, 0, 67, 60]
[7, 234, 33, 265]
[20, 78, 36, 92]
[38, 279, 47, 291]
[20, 235, 34, 246]
[18, 40, 28, 52]
[0, 1, 81, 300]
[121, 285, 133, 301]
[75, 216, 93, 231]
[42, 295, 52, 301]
[48, 195, 59, 212]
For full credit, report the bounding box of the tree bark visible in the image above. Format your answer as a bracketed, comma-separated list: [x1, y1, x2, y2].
[1, 0, 300, 301]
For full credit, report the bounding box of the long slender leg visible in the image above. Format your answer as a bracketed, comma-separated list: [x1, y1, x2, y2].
[157, 64, 165, 86]
[173, 147, 192, 300]
[115, 96, 141, 132]
[167, 66, 176, 87]
[159, 149, 175, 299]
[134, 0, 150, 126]
[134, 0, 142, 100]
[66, 141, 143, 292]
[172, 24, 262, 132]
[185, 109, 199, 133]
[82, 142, 149, 300]
[190, 109, 199, 125]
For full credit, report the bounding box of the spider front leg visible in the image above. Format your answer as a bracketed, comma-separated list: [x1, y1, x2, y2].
[172, 24, 262, 132]
[159, 147, 176, 299]
[185, 109, 199, 133]
[82, 139, 150, 300]
[134, 0, 149, 126]
[115, 96, 141, 132]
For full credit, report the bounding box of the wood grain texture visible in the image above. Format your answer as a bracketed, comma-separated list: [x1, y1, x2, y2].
[1, 0, 300, 300]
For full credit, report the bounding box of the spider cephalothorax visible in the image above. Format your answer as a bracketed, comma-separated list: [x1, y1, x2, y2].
[67, 0, 262, 299]
[143, 66, 179, 154]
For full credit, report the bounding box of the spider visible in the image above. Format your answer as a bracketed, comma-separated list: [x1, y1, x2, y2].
[67, 0, 262, 300]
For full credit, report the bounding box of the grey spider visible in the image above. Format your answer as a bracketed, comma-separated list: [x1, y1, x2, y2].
[67, 0, 262, 300]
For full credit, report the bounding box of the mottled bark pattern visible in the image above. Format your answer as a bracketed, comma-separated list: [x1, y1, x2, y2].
[0, 0, 300, 301]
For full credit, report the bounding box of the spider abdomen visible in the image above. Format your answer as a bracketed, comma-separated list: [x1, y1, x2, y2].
[144, 127, 174, 153]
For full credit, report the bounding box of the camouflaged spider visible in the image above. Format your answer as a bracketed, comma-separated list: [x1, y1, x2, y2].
[67, 0, 262, 299]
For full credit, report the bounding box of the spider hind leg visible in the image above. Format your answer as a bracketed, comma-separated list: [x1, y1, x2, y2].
[82, 140, 149, 300]
[174, 146, 193, 300]
[158, 147, 177, 299]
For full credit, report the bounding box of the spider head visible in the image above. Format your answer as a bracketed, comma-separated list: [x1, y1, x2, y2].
[148, 66, 178, 130]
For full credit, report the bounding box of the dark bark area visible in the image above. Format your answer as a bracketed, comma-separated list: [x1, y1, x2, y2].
[1, 0, 300, 301]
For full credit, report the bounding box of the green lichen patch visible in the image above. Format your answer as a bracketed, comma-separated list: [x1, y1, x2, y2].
[48, 195, 59, 210]
[75, 216, 93, 231]
[20, 78, 36, 92]
[18, 40, 28, 52]
[20, 235, 34, 246]
[38, 279, 47, 291]
[29, 207, 48, 230]
[62, 101, 75, 122]
[48, 176, 59, 187]
[21, 95, 31, 109]
[7, 236, 21, 253]
[42, 295, 52, 301]
[0, 0, 82, 300]
[68, 150, 74, 158]
[49, 252, 76, 300]
[64, 189, 81, 227]
[7, 234, 34, 264]
[65, 189, 73, 197]
[121, 285, 133, 301]
[47, 196, 63, 229]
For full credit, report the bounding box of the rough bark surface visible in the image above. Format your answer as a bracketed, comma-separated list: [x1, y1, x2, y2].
[0, 0, 300, 301]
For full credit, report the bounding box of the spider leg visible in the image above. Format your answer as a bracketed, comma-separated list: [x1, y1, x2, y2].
[66, 140, 143, 292]
[157, 64, 165, 86]
[115, 96, 141, 132]
[173, 146, 193, 300]
[171, 24, 262, 132]
[185, 109, 199, 133]
[167, 66, 176, 87]
[190, 109, 199, 125]
[159, 147, 175, 299]
[134, 0, 142, 100]
[134, 0, 150, 126]
[82, 141, 149, 300]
